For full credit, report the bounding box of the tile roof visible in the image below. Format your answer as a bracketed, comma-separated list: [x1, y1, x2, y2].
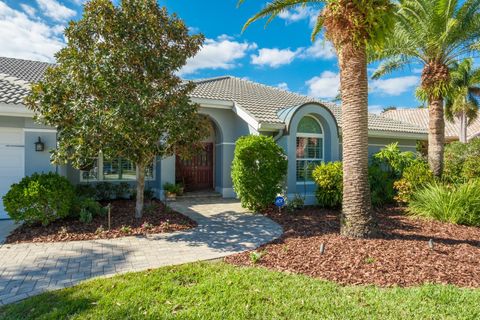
[0, 56, 426, 135]
[383, 108, 480, 140]
[0, 57, 52, 82]
[191, 76, 427, 134]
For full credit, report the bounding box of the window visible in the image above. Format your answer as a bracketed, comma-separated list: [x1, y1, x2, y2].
[80, 155, 155, 182]
[296, 116, 324, 182]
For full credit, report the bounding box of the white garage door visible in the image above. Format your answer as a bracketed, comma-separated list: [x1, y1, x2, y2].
[0, 128, 24, 219]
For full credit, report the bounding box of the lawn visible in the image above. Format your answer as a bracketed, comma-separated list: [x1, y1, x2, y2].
[1, 262, 479, 319]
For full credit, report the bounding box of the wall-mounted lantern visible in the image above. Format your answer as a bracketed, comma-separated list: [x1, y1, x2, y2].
[34, 137, 45, 152]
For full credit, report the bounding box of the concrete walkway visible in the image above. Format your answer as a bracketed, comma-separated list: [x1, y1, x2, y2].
[0, 198, 282, 305]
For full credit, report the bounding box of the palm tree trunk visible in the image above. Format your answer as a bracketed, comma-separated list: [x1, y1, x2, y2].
[338, 41, 374, 238]
[428, 98, 445, 176]
[459, 111, 467, 143]
[135, 162, 145, 219]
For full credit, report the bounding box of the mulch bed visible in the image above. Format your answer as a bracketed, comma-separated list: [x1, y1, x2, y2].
[5, 200, 196, 244]
[225, 206, 480, 287]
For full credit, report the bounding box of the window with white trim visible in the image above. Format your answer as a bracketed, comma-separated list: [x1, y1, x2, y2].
[80, 155, 155, 182]
[296, 116, 324, 182]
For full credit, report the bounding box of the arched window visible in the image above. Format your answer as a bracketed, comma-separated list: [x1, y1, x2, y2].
[296, 116, 324, 182]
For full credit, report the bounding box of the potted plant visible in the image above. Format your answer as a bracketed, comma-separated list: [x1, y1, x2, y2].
[163, 183, 177, 201]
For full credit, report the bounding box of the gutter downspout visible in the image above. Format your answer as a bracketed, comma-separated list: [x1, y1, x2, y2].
[273, 129, 284, 142]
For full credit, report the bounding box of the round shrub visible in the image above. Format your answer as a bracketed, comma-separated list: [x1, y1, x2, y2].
[312, 162, 343, 208]
[3, 173, 75, 226]
[394, 161, 434, 203]
[232, 135, 287, 211]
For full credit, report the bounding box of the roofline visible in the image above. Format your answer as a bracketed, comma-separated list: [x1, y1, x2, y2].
[366, 129, 427, 140]
[0, 103, 34, 117]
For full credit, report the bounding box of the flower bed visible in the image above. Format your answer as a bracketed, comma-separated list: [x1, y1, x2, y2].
[225, 206, 480, 287]
[6, 200, 196, 243]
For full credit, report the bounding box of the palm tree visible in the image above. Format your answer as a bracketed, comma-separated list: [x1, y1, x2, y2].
[238, 0, 395, 238]
[372, 0, 480, 176]
[446, 59, 480, 142]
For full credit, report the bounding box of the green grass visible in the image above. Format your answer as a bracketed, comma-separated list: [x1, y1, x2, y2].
[1, 262, 480, 319]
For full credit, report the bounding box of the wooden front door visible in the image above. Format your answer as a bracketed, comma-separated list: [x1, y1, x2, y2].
[176, 143, 214, 191]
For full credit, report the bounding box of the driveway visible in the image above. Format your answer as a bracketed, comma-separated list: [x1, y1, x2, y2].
[0, 198, 282, 305]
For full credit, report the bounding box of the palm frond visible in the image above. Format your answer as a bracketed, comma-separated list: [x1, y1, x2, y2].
[371, 56, 409, 79]
[239, 0, 324, 33]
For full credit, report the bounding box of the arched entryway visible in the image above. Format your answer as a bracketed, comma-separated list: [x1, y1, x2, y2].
[175, 119, 216, 191]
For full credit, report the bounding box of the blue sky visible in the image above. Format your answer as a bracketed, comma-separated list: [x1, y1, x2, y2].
[0, 0, 425, 113]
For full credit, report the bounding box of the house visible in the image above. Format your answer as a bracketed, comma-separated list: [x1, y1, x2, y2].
[383, 108, 480, 142]
[0, 57, 427, 218]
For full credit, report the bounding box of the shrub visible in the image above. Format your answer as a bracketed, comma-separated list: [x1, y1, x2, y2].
[79, 209, 93, 224]
[95, 182, 116, 201]
[368, 164, 395, 207]
[3, 173, 75, 226]
[443, 138, 480, 183]
[286, 194, 305, 212]
[372, 143, 417, 179]
[312, 162, 343, 208]
[115, 182, 131, 199]
[408, 180, 480, 226]
[75, 184, 97, 199]
[71, 197, 105, 221]
[394, 161, 435, 203]
[232, 135, 288, 211]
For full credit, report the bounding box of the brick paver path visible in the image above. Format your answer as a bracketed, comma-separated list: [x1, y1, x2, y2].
[0, 198, 282, 305]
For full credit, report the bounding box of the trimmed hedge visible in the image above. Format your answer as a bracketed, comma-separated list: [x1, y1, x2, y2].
[232, 135, 287, 211]
[3, 173, 75, 226]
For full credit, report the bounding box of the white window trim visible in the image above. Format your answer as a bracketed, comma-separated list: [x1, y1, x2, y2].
[296, 115, 325, 183]
[80, 154, 156, 182]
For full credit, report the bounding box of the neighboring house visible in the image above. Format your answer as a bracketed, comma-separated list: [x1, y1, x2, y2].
[383, 108, 480, 142]
[0, 57, 427, 218]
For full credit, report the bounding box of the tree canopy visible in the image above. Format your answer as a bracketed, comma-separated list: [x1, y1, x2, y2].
[26, 0, 208, 217]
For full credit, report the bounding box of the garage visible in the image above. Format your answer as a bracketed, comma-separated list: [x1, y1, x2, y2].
[0, 127, 24, 219]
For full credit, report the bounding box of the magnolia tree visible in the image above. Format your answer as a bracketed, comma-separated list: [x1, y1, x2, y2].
[26, 0, 208, 218]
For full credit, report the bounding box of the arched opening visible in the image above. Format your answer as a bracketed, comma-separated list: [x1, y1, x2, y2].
[175, 118, 217, 191]
[296, 115, 324, 182]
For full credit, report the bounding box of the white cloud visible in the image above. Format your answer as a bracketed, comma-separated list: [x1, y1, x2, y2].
[36, 0, 76, 22]
[179, 35, 256, 75]
[302, 39, 335, 60]
[368, 105, 386, 115]
[278, 7, 319, 27]
[277, 82, 289, 90]
[251, 48, 302, 68]
[306, 71, 340, 99]
[20, 4, 36, 17]
[370, 76, 419, 96]
[0, 1, 65, 62]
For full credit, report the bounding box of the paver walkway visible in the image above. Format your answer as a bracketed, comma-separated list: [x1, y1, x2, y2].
[0, 198, 282, 305]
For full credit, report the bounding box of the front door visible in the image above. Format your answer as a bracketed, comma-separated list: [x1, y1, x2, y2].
[176, 143, 214, 191]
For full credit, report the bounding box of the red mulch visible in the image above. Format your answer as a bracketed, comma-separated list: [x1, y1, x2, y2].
[6, 199, 196, 244]
[225, 206, 480, 287]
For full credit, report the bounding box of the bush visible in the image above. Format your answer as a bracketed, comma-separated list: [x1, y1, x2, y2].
[70, 197, 105, 220]
[3, 173, 75, 226]
[232, 135, 288, 211]
[313, 162, 395, 208]
[312, 162, 343, 208]
[372, 143, 417, 179]
[443, 138, 480, 183]
[286, 194, 305, 212]
[408, 179, 480, 226]
[79, 209, 93, 224]
[368, 164, 395, 207]
[394, 161, 434, 203]
[95, 182, 116, 201]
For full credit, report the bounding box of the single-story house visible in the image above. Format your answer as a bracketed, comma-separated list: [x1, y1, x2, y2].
[383, 108, 480, 142]
[0, 56, 427, 218]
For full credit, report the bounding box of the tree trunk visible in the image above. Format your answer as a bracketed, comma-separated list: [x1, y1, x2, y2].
[428, 98, 445, 176]
[135, 162, 145, 219]
[459, 111, 467, 143]
[338, 41, 375, 238]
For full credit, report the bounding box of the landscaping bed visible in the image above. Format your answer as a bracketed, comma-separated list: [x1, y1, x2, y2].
[5, 200, 196, 244]
[225, 206, 480, 287]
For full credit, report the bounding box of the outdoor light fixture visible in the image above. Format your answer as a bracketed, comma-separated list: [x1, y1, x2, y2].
[34, 137, 45, 152]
